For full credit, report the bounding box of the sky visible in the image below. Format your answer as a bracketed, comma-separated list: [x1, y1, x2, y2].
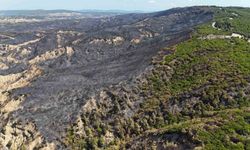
[0, 0, 250, 11]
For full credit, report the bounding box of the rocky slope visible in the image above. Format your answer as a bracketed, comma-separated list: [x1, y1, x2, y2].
[1, 6, 249, 150]
[0, 6, 213, 149]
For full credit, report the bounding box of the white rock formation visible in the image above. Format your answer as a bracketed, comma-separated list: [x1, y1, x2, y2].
[231, 33, 244, 39]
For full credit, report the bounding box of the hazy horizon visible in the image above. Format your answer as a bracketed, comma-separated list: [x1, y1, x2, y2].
[0, 0, 250, 11]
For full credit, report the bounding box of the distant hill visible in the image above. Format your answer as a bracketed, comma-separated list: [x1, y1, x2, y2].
[0, 10, 127, 17]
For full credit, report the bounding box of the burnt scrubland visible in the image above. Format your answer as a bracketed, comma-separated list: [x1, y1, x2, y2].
[64, 7, 250, 150]
[0, 6, 249, 150]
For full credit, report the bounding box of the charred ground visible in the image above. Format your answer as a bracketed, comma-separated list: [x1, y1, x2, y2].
[0, 6, 249, 150]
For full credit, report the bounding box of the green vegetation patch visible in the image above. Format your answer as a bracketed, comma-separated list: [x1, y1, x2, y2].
[164, 38, 250, 96]
[197, 7, 250, 37]
[155, 108, 250, 150]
